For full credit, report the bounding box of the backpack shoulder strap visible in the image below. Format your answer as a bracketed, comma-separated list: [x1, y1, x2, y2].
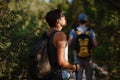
[74, 27, 78, 31]
[85, 27, 91, 35]
[40, 30, 59, 40]
[48, 30, 59, 39]
[74, 27, 82, 36]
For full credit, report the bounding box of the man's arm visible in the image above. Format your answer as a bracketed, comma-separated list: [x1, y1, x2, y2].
[54, 32, 77, 71]
[90, 30, 98, 48]
[68, 36, 73, 46]
[93, 38, 98, 48]
[68, 29, 75, 47]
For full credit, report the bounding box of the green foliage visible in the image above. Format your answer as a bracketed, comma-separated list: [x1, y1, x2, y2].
[66, 0, 120, 79]
[0, 0, 70, 80]
[0, 0, 120, 79]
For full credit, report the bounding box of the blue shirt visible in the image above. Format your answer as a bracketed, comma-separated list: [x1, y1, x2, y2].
[68, 26, 96, 43]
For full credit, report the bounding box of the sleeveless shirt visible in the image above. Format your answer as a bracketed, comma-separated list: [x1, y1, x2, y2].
[48, 31, 68, 70]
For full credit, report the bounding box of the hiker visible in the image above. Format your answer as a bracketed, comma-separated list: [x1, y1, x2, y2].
[45, 9, 80, 80]
[68, 13, 98, 80]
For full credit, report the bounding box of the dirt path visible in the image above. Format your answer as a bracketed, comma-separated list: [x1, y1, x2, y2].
[69, 70, 96, 80]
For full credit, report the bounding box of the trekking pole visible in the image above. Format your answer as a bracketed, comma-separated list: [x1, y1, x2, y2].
[75, 63, 78, 80]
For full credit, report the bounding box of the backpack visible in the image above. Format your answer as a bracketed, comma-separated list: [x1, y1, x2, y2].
[29, 32, 52, 80]
[74, 27, 93, 58]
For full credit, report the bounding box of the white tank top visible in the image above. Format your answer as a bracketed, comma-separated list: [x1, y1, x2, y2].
[64, 41, 68, 61]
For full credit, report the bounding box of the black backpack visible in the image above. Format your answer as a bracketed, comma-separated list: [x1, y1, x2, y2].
[28, 32, 52, 80]
[74, 27, 93, 58]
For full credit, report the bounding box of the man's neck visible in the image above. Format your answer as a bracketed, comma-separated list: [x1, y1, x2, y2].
[80, 24, 86, 27]
[50, 26, 62, 31]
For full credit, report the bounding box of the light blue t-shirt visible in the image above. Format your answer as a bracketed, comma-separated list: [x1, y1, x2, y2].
[68, 26, 96, 64]
[68, 26, 96, 43]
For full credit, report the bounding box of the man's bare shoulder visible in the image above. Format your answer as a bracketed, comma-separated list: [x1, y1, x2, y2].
[53, 31, 67, 47]
[55, 31, 66, 40]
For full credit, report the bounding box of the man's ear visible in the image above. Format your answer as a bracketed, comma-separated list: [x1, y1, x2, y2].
[56, 19, 60, 24]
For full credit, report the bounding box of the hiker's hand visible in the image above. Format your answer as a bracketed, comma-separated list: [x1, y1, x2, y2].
[75, 64, 80, 71]
[73, 64, 80, 72]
